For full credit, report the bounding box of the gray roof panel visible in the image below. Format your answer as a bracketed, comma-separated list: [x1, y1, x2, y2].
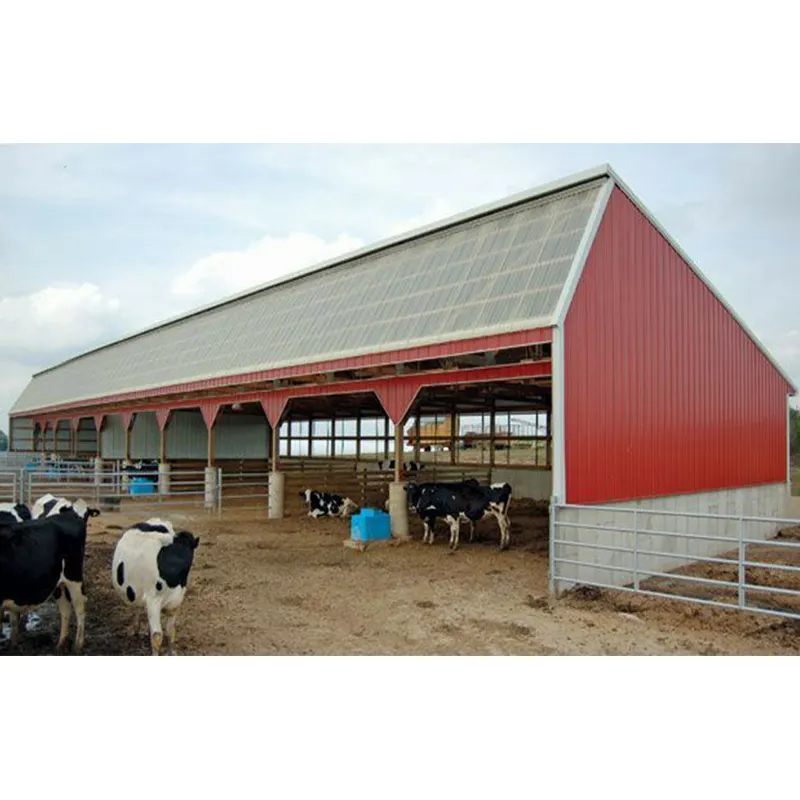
[11, 178, 608, 414]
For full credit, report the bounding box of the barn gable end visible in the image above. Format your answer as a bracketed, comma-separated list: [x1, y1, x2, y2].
[563, 185, 794, 505]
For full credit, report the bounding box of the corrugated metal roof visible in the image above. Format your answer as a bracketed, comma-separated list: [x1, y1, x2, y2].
[11, 175, 607, 414]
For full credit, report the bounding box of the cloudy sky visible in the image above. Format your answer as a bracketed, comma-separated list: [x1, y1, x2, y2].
[1, 143, 799, 427]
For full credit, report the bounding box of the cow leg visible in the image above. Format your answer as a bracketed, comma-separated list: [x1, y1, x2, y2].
[8, 609, 22, 649]
[498, 513, 511, 551]
[163, 609, 178, 655]
[127, 608, 144, 637]
[56, 589, 72, 651]
[64, 579, 87, 653]
[146, 598, 164, 655]
[447, 516, 461, 551]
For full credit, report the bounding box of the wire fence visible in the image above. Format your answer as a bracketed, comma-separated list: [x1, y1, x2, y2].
[551, 501, 800, 622]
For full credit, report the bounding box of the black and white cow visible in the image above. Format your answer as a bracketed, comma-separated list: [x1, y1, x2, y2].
[299, 489, 359, 519]
[0, 512, 89, 652]
[111, 518, 200, 656]
[405, 480, 513, 551]
[0, 502, 32, 524]
[373, 460, 426, 475]
[32, 493, 101, 522]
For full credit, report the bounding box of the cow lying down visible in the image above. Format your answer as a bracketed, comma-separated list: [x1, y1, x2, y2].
[112, 518, 200, 656]
[405, 480, 513, 551]
[300, 489, 359, 519]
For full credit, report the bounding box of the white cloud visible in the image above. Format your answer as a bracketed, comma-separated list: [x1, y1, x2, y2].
[170, 231, 365, 301]
[386, 198, 457, 237]
[0, 283, 121, 354]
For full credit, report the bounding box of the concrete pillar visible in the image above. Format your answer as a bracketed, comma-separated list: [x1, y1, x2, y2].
[158, 462, 171, 495]
[268, 471, 285, 519]
[204, 466, 218, 509]
[389, 482, 410, 540]
[94, 457, 104, 487]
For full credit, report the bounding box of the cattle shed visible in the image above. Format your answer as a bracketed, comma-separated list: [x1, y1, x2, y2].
[8, 163, 797, 583]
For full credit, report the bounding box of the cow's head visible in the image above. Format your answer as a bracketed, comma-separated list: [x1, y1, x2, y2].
[299, 489, 312, 504]
[174, 531, 200, 550]
[68, 499, 101, 521]
[404, 482, 423, 507]
[340, 498, 359, 517]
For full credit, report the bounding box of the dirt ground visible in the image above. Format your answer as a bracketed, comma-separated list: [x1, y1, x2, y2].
[3, 500, 800, 656]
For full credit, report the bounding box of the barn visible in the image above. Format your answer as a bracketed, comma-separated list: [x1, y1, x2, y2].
[7, 163, 797, 593]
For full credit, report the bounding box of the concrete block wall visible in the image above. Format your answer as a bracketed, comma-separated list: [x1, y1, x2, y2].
[553, 483, 790, 591]
[491, 466, 552, 500]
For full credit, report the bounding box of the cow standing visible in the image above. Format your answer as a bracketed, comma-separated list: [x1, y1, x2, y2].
[0, 511, 89, 652]
[0, 502, 32, 524]
[405, 480, 513, 551]
[300, 489, 359, 518]
[111, 519, 200, 655]
[373, 460, 425, 476]
[32, 493, 101, 522]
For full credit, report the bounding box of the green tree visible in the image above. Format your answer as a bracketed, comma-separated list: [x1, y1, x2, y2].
[0, 430, 7, 452]
[791, 408, 800, 463]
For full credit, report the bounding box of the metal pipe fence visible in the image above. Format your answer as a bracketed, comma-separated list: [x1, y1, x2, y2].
[0, 465, 222, 514]
[550, 500, 800, 623]
[219, 469, 270, 512]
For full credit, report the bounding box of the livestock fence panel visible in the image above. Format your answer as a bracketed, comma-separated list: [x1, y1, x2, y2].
[0, 471, 21, 504]
[25, 468, 221, 515]
[550, 501, 800, 622]
[277, 458, 493, 515]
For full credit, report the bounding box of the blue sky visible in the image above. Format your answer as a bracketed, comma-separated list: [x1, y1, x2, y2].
[1, 143, 799, 427]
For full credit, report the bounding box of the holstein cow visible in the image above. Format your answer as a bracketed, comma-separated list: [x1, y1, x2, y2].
[17, 494, 99, 634]
[32, 493, 101, 522]
[111, 518, 200, 656]
[0, 502, 32, 524]
[405, 480, 513, 551]
[0, 511, 89, 652]
[300, 489, 359, 519]
[374, 459, 425, 475]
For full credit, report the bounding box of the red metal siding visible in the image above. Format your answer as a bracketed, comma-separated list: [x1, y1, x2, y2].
[564, 187, 791, 505]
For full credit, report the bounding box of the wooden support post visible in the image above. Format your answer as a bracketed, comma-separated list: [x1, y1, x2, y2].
[413, 413, 421, 462]
[489, 404, 497, 469]
[207, 425, 215, 466]
[355, 412, 362, 461]
[394, 422, 404, 483]
[271, 421, 280, 471]
[307, 419, 313, 459]
[121, 413, 135, 461]
[287, 419, 293, 459]
[449, 407, 457, 465]
[94, 415, 105, 458]
[199, 404, 220, 467]
[70, 419, 79, 456]
[331, 414, 337, 459]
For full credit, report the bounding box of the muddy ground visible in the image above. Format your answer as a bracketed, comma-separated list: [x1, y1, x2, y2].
[3, 500, 800, 656]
